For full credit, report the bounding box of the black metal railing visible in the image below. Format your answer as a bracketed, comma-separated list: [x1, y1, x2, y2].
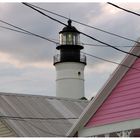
[53, 53, 86, 65]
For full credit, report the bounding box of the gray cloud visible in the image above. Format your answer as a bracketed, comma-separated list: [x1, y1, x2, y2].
[0, 3, 140, 98]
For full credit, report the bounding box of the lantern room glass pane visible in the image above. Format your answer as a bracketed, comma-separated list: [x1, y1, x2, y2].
[59, 32, 80, 45]
[67, 33, 73, 44]
[75, 34, 80, 45]
[59, 34, 62, 44]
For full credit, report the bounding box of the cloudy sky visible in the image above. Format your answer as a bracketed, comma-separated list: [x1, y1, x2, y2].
[0, 2, 140, 99]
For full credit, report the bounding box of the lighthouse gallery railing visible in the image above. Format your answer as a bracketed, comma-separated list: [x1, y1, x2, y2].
[53, 53, 86, 64]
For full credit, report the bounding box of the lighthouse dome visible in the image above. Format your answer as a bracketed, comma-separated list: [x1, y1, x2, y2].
[59, 19, 80, 33]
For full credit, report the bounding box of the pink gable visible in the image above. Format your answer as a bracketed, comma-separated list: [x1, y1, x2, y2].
[86, 57, 140, 128]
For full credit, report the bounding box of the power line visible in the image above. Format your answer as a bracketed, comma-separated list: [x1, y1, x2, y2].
[1, 21, 137, 72]
[83, 43, 135, 47]
[0, 24, 58, 44]
[1, 4, 140, 71]
[0, 25, 139, 74]
[108, 2, 140, 17]
[0, 24, 135, 48]
[24, 2, 69, 20]
[0, 23, 139, 73]
[81, 32, 140, 58]
[0, 25, 30, 35]
[22, 2, 67, 27]
[82, 51, 140, 72]
[0, 19, 58, 44]
[24, 2, 140, 45]
[0, 21, 134, 48]
[1, 7, 140, 71]
[1, 23, 138, 48]
[0, 22, 134, 49]
[22, 2, 140, 58]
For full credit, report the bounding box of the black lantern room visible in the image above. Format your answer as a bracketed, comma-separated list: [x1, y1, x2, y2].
[59, 19, 81, 46]
[54, 19, 86, 65]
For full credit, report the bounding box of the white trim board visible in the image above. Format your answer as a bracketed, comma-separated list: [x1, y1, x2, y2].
[78, 119, 140, 137]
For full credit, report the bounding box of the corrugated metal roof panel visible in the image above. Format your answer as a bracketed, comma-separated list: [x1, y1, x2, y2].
[0, 93, 89, 137]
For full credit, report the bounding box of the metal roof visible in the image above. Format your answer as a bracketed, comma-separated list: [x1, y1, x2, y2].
[0, 92, 89, 137]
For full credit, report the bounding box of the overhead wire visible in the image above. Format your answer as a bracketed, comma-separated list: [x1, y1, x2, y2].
[82, 51, 140, 72]
[23, 2, 140, 45]
[0, 20, 136, 56]
[0, 4, 140, 136]
[0, 19, 58, 44]
[0, 8, 140, 72]
[108, 2, 140, 17]
[0, 4, 140, 72]
[80, 32, 140, 58]
[0, 24, 136, 48]
[0, 25, 30, 35]
[2, 25, 140, 72]
[83, 43, 136, 47]
[0, 24, 138, 72]
[22, 2, 67, 26]
[1, 19, 139, 73]
[0, 1, 139, 70]
[22, 2, 140, 58]
[0, 20, 134, 48]
[2, 4, 139, 136]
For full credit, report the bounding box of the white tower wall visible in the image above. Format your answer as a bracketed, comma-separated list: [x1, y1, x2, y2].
[55, 62, 86, 99]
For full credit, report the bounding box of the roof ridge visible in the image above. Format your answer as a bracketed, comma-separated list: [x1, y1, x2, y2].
[0, 92, 89, 102]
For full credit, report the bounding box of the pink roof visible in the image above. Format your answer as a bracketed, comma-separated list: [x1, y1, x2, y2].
[86, 57, 140, 127]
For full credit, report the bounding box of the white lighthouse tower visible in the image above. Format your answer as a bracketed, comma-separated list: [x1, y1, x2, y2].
[53, 20, 86, 99]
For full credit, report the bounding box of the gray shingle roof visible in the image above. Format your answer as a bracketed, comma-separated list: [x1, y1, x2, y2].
[0, 92, 89, 137]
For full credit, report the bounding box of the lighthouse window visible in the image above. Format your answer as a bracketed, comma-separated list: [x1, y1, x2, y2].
[59, 34, 63, 44]
[59, 32, 80, 45]
[66, 33, 73, 45]
[73, 35, 76, 44]
[60, 33, 66, 45]
[75, 35, 80, 45]
[78, 72, 81, 76]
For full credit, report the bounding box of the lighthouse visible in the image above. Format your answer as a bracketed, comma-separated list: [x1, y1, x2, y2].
[53, 19, 86, 99]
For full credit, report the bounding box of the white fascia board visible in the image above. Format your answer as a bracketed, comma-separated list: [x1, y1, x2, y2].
[78, 119, 140, 137]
